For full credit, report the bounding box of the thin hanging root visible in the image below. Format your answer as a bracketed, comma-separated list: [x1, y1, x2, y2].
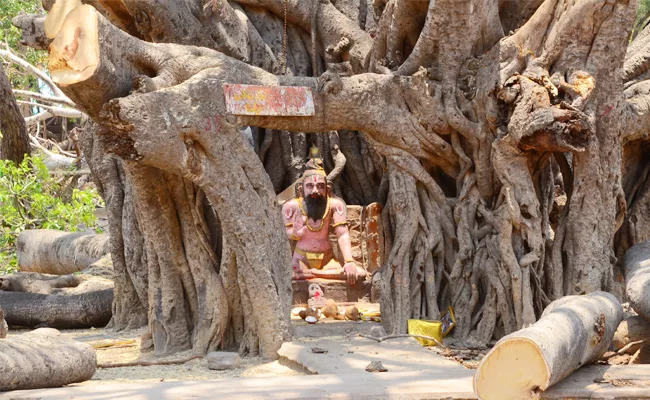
[359, 333, 446, 348]
[97, 355, 203, 369]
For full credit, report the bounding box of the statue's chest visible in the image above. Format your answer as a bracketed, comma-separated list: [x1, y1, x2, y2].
[304, 212, 332, 238]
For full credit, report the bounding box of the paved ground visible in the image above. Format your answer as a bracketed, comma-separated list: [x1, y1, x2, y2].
[3, 333, 649, 400]
[2, 366, 650, 399]
[278, 336, 466, 375]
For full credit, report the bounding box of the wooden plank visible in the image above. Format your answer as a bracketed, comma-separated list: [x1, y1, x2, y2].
[223, 84, 315, 116]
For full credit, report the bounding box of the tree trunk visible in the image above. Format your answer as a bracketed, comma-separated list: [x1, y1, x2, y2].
[79, 122, 148, 331]
[21, 0, 650, 355]
[0, 328, 96, 391]
[473, 291, 622, 400]
[17, 229, 110, 275]
[623, 240, 650, 320]
[0, 61, 30, 164]
[40, 3, 294, 358]
[1, 288, 113, 328]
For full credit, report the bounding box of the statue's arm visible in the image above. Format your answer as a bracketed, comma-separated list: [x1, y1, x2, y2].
[331, 199, 354, 263]
[282, 201, 303, 240]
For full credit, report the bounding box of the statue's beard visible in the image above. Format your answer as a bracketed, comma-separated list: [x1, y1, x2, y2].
[304, 193, 327, 220]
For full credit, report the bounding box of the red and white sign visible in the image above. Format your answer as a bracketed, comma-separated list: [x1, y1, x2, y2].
[223, 84, 315, 116]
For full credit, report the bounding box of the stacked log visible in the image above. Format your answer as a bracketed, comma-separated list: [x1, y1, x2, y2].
[0, 306, 7, 339]
[17, 229, 110, 275]
[0, 289, 113, 329]
[620, 241, 650, 364]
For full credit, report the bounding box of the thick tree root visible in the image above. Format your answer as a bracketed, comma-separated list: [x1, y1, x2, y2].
[0, 328, 96, 391]
[473, 292, 622, 400]
[97, 355, 203, 369]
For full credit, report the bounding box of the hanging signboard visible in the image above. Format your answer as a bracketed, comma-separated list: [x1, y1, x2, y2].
[223, 84, 315, 116]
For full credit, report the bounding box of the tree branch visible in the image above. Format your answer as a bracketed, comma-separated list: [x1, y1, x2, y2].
[234, 0, 372, 71]
[0, 46, 68, 99]
[24, 111, 52, 125]
[11, 13, 51, 50]
[13, 89, 77, 107]
[16, 100, 85, 119]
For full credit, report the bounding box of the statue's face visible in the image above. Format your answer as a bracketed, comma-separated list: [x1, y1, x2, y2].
[302, 174, 327, 199]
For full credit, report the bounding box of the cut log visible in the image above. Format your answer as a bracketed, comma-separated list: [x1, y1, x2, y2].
[0, 288, 113, 329]
[0, 306, 7, 339]
[473, 291, 622, 400]
[624, 240, 650, 321]
[0, 272, 81, 294]
[17, 229, 110, 275]
[0, 271, 113, 295]
[44, 0, 81, 39]
[613, 316, 650, 355]
[0, 328, 96, 391]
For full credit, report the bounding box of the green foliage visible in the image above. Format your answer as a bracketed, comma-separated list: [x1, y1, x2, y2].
[0, 0, 47, 90]
[633, 0, 650, 40]
[640, 0, 650, 20]
[0, 156, 104, 274]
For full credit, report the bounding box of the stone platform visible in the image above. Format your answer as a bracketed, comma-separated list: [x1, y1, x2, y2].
[292, 278, 373, 304]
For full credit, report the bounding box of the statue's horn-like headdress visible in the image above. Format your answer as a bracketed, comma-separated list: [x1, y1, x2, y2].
[302, 145, 326, 180]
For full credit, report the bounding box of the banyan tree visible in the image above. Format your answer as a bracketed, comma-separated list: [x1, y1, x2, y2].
[14, 0, 650, 358]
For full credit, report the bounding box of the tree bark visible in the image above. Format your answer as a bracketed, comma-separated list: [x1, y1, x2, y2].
[0, 61, 30, 164]
[0, 328, 96, 391]
[0, 289, 113, 329]
[473, 291, 622, 400]
[17, 229, 110, 275]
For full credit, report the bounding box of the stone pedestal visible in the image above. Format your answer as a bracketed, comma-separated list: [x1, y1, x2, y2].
[292, 278, 372, 304]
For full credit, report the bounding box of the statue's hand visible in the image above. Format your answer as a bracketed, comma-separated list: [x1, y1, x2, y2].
[294, 215, 308, 238]
[343, 262, 358, 285]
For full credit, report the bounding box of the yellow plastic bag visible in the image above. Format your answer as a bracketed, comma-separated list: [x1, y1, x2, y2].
[407, 307, 455, 346]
